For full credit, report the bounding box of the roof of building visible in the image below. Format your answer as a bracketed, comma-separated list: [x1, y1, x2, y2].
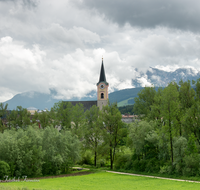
[97, 59, 108, 85]
[122, 115, 138, 118]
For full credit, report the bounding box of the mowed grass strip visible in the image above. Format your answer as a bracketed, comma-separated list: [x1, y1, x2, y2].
[1, 172, 200, 190]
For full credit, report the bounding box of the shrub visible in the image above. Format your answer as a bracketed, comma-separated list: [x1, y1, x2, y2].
[159, 162, 175, 175]
[97, 159, 106, 168]
[131, 159, 147, 172]
[78, 150, 93, 165]
[0, 160, 10, 180]
[183, 154, 200, 176]
[145, 158, 160, 173]
[114, 154, 132, 170]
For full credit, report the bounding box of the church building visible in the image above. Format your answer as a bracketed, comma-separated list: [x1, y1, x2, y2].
[67, 58, 109, 110]
[96, 58, 109, 110]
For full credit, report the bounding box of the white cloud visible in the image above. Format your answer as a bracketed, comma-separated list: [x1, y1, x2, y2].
[1, 1, 200, 102]
[136, 76, 154, 87]
[0, 36, 49, 98]
[0, 87, 15, 102]
[154, 65, 200, 74]
[151, 75, 161, 81]
[44, 24, 100, 47]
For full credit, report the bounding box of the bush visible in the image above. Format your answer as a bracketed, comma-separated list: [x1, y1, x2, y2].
[138, 159, 147, 172]
[131, 159, 147, 172]
[0, 160, 10, 179]
[183, 154, 200, 176]
[78, 150, 93, 165]
[145, 158, 160, 173]
[115, 154, 132, 170]
[97, 159, 106, 168]
[159, 162, 175, 175]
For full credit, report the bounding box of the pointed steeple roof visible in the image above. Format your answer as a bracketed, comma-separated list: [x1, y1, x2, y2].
[97, 58, 108, 85]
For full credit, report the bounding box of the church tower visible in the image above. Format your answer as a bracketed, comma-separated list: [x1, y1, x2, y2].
[97, 58, 109, 110]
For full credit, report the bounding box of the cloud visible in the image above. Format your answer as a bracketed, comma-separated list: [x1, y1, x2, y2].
[78, 0, 200, 32]
[0, 36, 132, 101]
[1, 0, 200, 103]
[0, 0, 38, 8]
[155, 65, 200, 74]
[136, 76, 153, 87]
[44, 24, 100, 47]
[0, 37, 49, 96]
[0, 87, 15, 102]
[0, 36, 139, 101]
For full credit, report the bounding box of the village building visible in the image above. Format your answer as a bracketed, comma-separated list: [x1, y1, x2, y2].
[121, 114, 139, 123]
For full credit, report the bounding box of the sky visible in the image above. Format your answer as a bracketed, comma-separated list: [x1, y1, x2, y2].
[1, 0, 200, 102]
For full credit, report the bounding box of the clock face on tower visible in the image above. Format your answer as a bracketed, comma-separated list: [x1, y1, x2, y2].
[100, 84, 105, 89]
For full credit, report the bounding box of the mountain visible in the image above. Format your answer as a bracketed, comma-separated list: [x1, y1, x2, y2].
[3, 67, 200, 110]
[132, 67, 200, 87]
[4, 91, 61, 110]
[3, 88, 143, 110]
[3, 87, 159, 110]
[3, 90, 98, 110]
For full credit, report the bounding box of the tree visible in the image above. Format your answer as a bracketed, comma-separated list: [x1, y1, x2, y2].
[179, 80, 195, 110]
[15, 106, 30, 128]
[183, 103, 200, 144]
[0, 103, 8, 119]
[0, 103, 8, 132]
[48, 107, 57, 128]
[71, 103, 85, 137]
[53, 101, 72, 130]
[42, 126, 80, 175]
[0, 125, 80, 176]
[149, 87, 163, 121]
[183, 134, 200, 176]
[101, 103, 126, 169]
[83, 105, 103, 166]
[128, 121, 158, 159]
[180, 79, 200, 143]
[6, 106, 31, 129]
[160, 82, 180, 164]
[0, 160, 10, 179]
[38, 110, 50, 128]
[178, 80, 195, 136]
[133, 87, 156, 116]
[193, 78, 200, 100]
[173, 136, 187, 174]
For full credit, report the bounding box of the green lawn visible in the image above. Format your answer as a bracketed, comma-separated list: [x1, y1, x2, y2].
[1, 172, 200, 190]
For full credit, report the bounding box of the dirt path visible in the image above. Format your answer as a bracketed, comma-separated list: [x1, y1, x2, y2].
[106, 171, 200, 183]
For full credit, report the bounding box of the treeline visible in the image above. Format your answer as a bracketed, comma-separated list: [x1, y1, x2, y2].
[0, 126, 79, 179]
[1, 78, 200, 178]
[115, 79, 200, 176]
[0, 102, 126, 178]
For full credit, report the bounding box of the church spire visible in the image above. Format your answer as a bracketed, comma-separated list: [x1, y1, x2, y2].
[97, 58, 108, 85]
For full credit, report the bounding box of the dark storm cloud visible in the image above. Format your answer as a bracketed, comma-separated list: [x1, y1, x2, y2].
[78, 0, 200, 32]
[0, 0, 38, 8]
[22, 0, 38, 8]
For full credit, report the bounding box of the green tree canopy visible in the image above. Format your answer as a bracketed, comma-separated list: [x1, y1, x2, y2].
[101, 103, 126, 169]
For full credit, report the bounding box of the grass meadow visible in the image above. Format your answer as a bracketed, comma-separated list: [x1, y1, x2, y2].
[1, 171, 200, 190]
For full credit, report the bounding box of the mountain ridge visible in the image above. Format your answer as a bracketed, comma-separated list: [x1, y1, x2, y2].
[2, 67, 200, 110]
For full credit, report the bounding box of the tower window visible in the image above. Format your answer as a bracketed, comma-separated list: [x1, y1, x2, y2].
[101, 93, 104, 99]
